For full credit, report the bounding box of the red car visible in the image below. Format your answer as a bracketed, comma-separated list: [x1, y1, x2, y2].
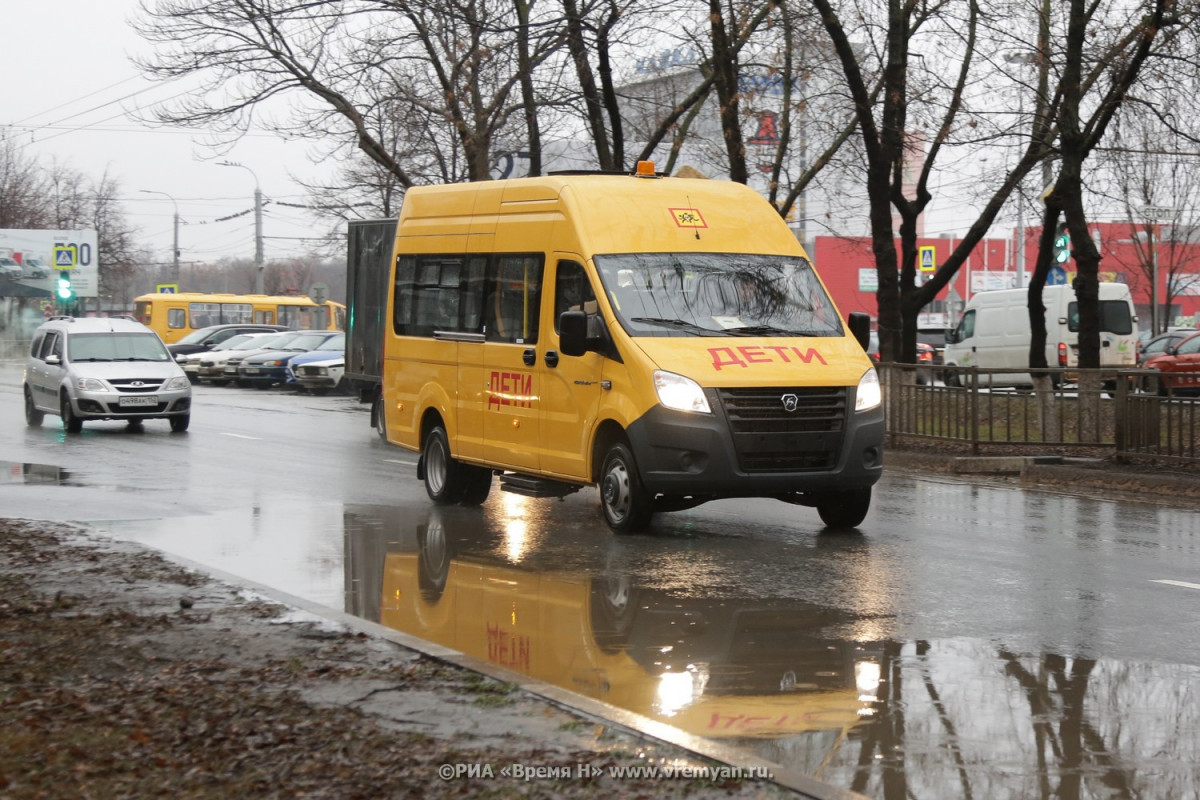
[1144, 330, 1200, 395]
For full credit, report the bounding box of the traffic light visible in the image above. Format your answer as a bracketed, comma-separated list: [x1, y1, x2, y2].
[56, 271, 74, 301]
[1053, 222, 1071, 264]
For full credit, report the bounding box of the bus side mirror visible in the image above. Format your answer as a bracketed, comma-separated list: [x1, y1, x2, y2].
[848, 312, 871, 352]
[559, 310, 589, 357]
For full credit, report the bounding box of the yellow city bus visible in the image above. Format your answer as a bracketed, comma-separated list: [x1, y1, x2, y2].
[133, 292, 346, 344]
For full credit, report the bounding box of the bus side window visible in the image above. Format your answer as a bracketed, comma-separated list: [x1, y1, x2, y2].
[554, 260, 601, 336]
[167, 308, 187, 330]
[487, 255, 543, 344]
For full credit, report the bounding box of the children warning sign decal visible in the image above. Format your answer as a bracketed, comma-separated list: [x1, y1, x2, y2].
[670, 208, 707, 229]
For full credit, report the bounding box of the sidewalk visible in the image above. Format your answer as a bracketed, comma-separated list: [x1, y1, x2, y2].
[0, 519, 850, 800]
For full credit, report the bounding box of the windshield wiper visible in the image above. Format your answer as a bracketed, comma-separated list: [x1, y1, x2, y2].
[629, 317, 723, 336]
[72, 357, 113, 362]
[724, 325, 816, 337]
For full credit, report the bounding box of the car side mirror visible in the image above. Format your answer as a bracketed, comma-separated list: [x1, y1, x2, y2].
[848, 312, 871, 352]
[45, 354, 61, 365]
[559, 310, 589, 357]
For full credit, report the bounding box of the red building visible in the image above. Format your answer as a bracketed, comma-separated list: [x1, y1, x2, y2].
[812, 222, 1200, 331]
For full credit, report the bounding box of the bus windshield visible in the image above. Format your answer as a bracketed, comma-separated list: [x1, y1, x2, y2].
[594, 253, 843, 338]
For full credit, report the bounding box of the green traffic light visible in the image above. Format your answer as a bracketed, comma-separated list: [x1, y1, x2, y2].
[56, 272, 74, 300]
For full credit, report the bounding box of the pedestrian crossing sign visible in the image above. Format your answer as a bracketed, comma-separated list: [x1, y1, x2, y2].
[919, 246, 936, 273]
[53, 245, 77, 269]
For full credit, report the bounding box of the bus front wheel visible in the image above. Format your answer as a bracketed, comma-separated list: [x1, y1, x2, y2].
[599, 441, 652, 533]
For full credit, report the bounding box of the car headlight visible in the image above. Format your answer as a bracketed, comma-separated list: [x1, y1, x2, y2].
[856, 368, 882, 411]
[74, 377, 109, 392]
[165, 376, 191, 391]
[653, 370, 711, 414]
[265, 359, 285, 366]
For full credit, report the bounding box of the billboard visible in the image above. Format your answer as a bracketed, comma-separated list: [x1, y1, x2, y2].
[0, 228, 99, 298]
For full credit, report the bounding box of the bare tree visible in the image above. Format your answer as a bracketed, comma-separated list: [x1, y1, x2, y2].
[0, 136, 54, 229]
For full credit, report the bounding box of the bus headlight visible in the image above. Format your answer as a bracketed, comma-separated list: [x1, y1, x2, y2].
[653, 370, 711, 414]
[856, 368, 881, 411]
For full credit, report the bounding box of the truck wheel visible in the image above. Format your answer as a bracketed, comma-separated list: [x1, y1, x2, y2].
[24, 386, 44, 427]
[815, 487, 871, 529]
[599, 441, 652, 533]
[60, 392, 83, 433]
[423, 426, 465, 504]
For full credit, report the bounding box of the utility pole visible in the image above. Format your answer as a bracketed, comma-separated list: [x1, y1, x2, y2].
[139, 189, 181, 282]
[219, 161, 265, 294]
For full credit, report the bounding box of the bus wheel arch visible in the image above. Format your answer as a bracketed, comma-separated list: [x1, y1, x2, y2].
[593, 425, 652, 534]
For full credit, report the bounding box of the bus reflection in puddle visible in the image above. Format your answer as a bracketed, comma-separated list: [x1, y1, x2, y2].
[342, 504, 881, 774]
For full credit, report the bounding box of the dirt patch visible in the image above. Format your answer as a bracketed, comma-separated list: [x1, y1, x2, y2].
[0, 520, 800, 800]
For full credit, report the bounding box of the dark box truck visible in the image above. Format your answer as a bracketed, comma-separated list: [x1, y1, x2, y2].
[345, 218, 398, 430]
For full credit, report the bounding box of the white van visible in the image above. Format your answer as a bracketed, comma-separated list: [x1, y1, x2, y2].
[943, 283, 1137, 386]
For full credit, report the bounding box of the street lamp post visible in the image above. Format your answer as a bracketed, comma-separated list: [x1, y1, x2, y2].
[219, 161, 265, 294]
[139, 189, 180, 282]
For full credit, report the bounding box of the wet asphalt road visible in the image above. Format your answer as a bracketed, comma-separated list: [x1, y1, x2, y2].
[2, 362, 1199, 798]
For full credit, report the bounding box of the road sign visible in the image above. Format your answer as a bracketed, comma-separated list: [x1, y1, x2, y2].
[919, 246, 936, 273]
[309, 281, 330, 305]
[1047, 266, 1068, 285]
[53, 245, 77, 269]
[156, 284, 178, 294]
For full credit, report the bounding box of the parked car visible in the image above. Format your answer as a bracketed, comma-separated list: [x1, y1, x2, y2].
[166, 323, 291, 366]
[1143, 330, 1200, 395]
[864, 331, 933, 383]
[284, 333, 345, 389]
[237, 331, 342, 389]
[23, 316, 191, 433]
[291, 356, 347, 395]
[219, 331, 313, 386]
[1136, 328, 1195, 366]
[181, 332, 262, 383]
[198, 331, 295, 386]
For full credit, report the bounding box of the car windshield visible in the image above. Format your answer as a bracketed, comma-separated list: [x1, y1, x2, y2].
[68, 333, 170, 362]
[250, 332, 301, 350]
[284, 333, 334, 351]
[313, 334, 345, 352]
[593, 253, 843, 338]
[175, 328, 218, 346]
[212, 334, 253, 351]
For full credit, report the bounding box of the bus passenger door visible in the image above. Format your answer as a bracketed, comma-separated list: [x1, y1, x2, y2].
[539, 258, 606, 481]
[481, 255, 543, 473]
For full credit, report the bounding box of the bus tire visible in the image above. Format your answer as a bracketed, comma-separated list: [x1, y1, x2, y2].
[599, 441, 652, 533]
[372, 394, 387, 440]
[460, 466, 493, 506]
[815, 487, 871, 529]
[423, 426, 464, 505]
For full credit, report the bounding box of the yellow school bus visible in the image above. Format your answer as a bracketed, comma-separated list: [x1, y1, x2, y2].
[134, 292, 346, 343]
[375, 162, 883, 532]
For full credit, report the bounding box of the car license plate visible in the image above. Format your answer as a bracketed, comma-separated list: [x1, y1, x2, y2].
[244, 367, 260, 374]
[119, 396, 158, 407]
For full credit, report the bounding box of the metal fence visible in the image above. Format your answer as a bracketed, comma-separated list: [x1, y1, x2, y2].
[881, 364, 1200, 464]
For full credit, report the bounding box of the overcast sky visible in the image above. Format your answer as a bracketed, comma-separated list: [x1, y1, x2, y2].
[7, 0, 337, 268]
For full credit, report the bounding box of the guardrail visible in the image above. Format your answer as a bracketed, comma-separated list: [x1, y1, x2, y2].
[881, 364, 1200, 464]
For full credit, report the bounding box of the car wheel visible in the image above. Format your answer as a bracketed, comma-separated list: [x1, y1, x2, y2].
[60, 392, 83, 433]
[599, 440, 652, 533]
[170, 414, 191, 433]
[815, 487, 871, 529]
[24, 386, 44, 427]
[422, 426, 465, 504]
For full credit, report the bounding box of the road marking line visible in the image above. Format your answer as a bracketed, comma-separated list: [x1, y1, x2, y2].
[1151, 579, 1200, 591]
[221, 433, 262, 440]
